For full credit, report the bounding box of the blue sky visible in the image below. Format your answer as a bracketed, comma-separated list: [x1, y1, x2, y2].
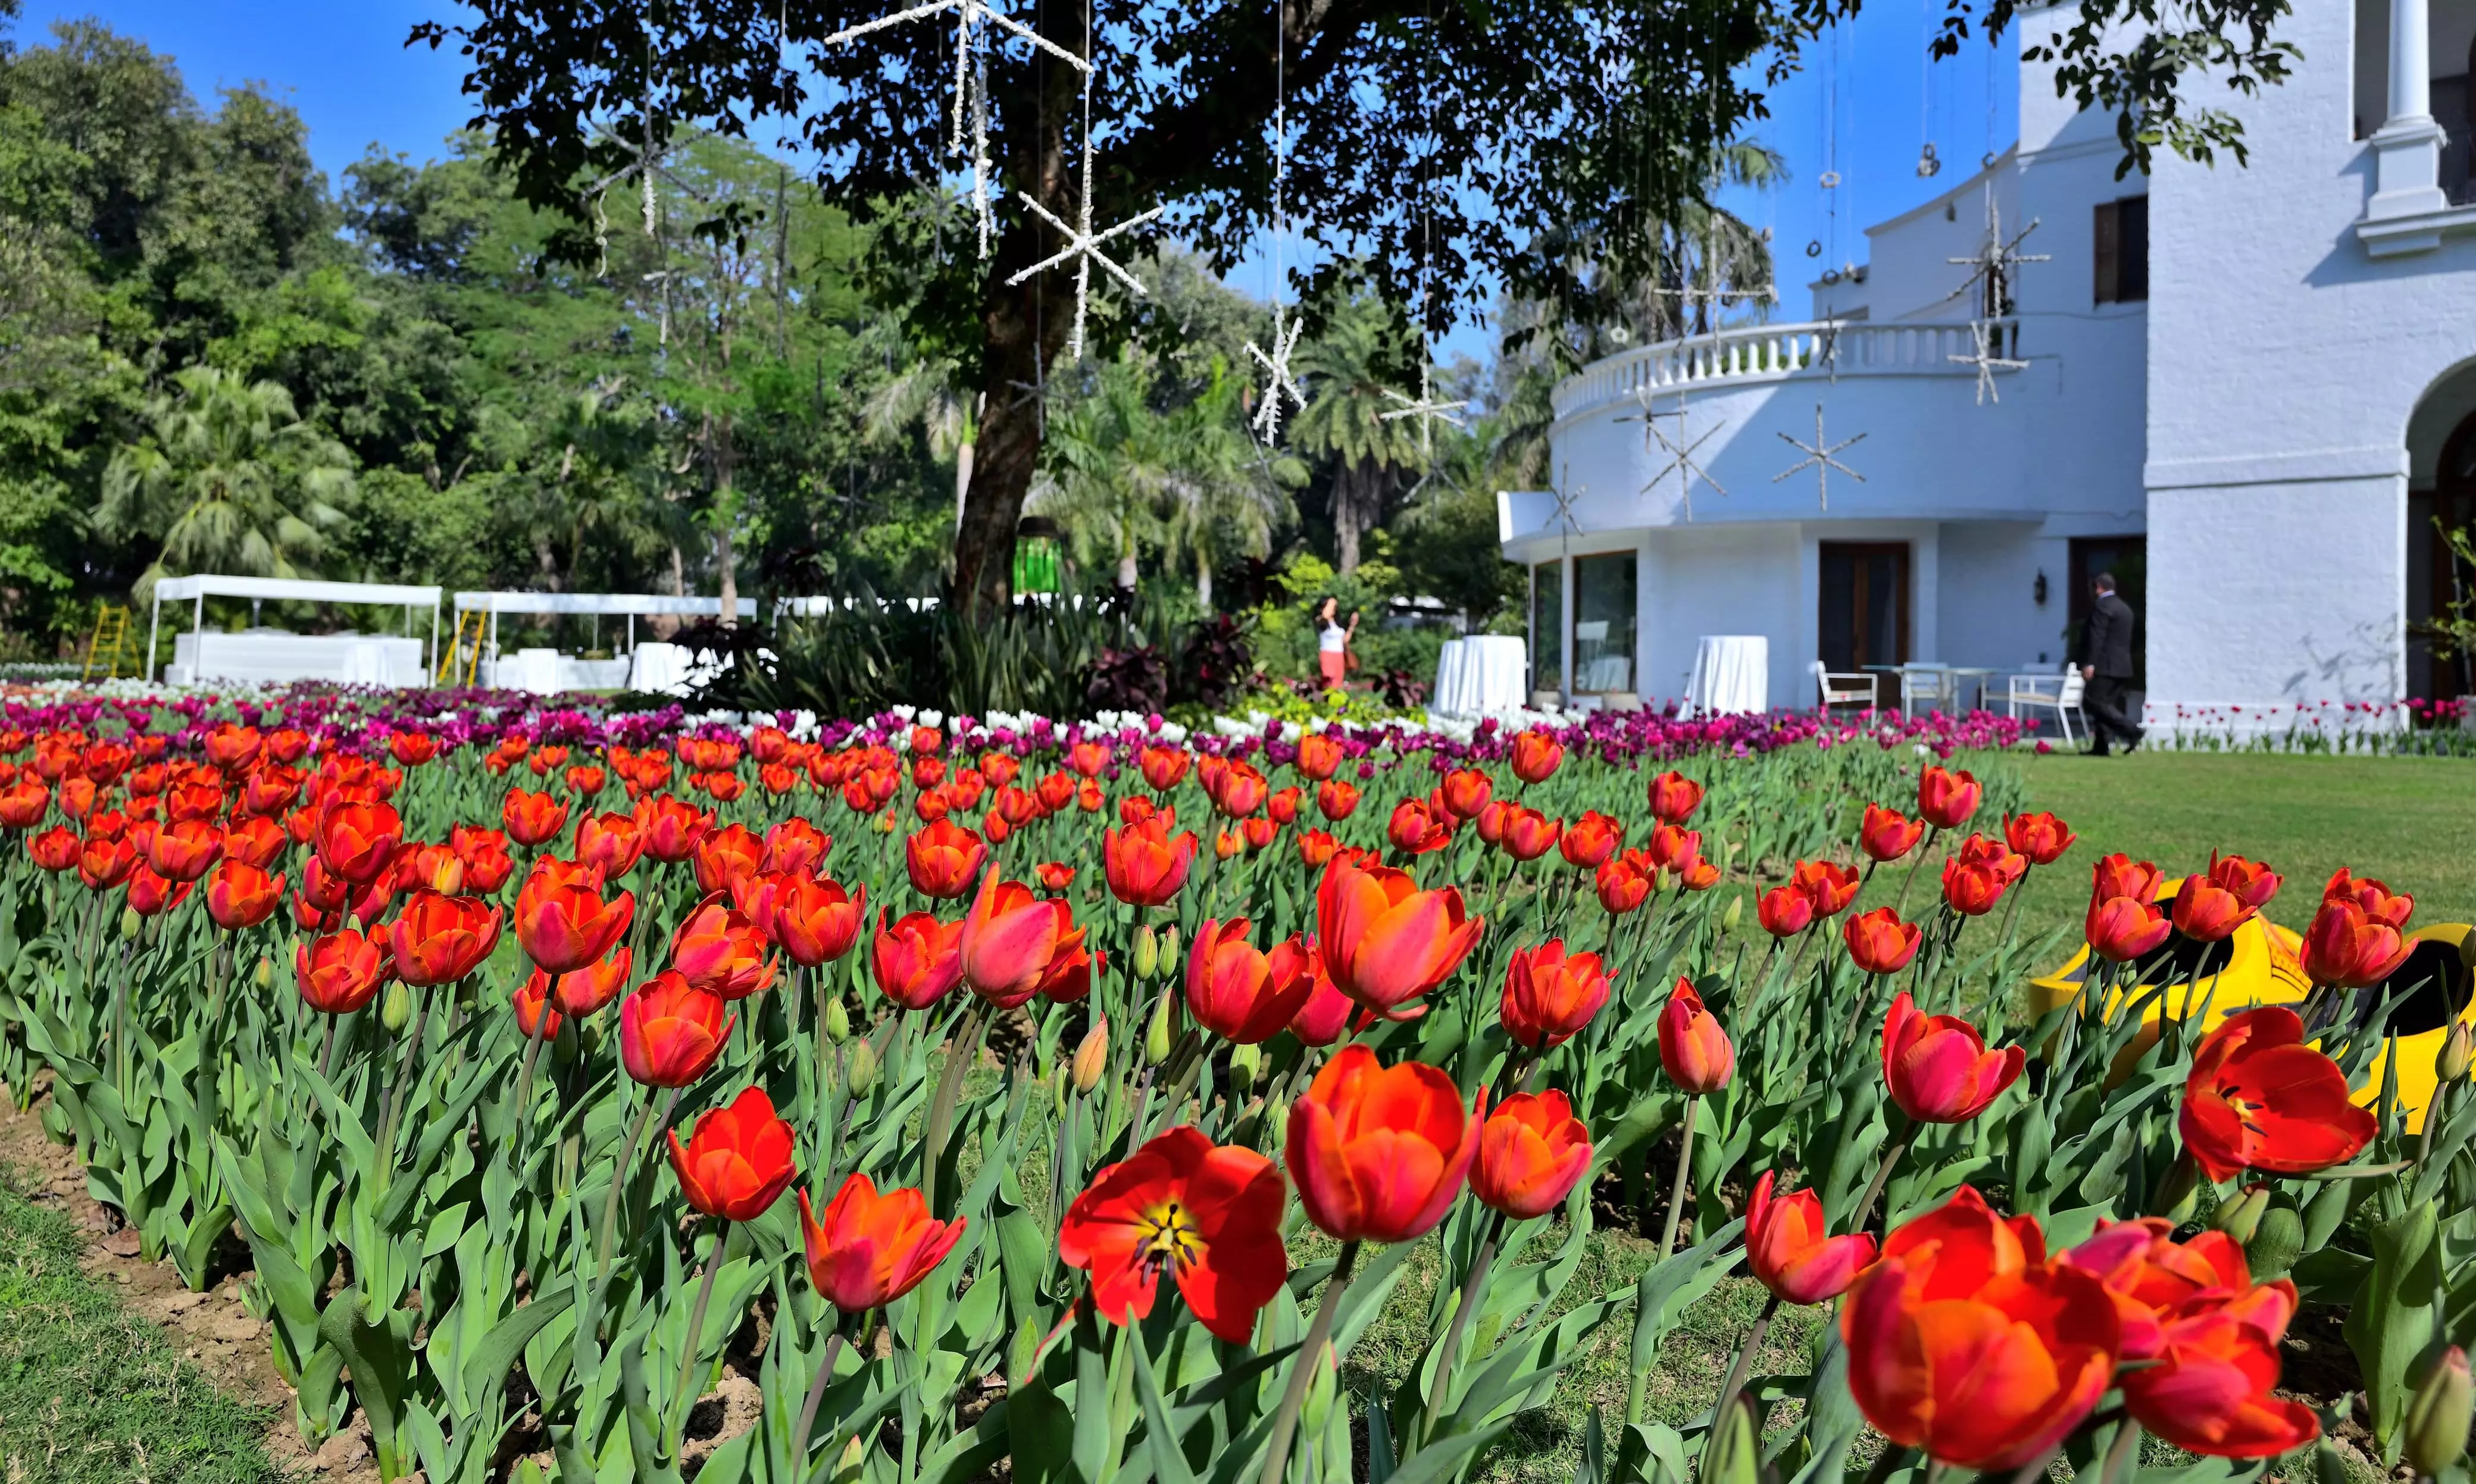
[15, 0, 2019, 365]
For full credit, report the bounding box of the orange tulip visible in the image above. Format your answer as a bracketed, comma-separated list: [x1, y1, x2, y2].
[1915, 764, 1981, 830]
[1939, 854, 2013, 916]
[872, 909, 965, 1010]
[501, 788, 569, 848]
[1295, 829, 1341, 869]
[619, 971, 733, 1087]
[1137, 745, 1190, 791]
[513, 972, 564, 1040]
[2179, 1006, 2375, 1180]
[799, 1172, 967, 1314]
[28, 825, 77, 872]
[0, 780, 46, 829]
[1745, 1170, 1875, 1304]
[1792, 858, 1861, 916]
[692, 822, 765, 896]
[146, 816, 224, 882]
[1842, 1186, 2119, 1470]
[1658, 978, 1734, 1093]
[668, 1085, 798, 1221]
[1645, 822, 1700, 873]
[1471, 1090, 1592, 1219]
[574, 809, 645, 879]
[2002, 810, 2076, 866]
[2086, 893, 2174, 962]
[1500, 940, 1610, 1051]
[1881, 991, 2023, 1123]
[1508, 730, 1562, 784]
[2119, 1292, 2318, 1457]
[2058, 1217, 2256, 1359]
[126, 864, 193, 917]
[958, 871, 1090, 1009]
[1439, 768, 1493, 820]
[1284, 1044, 1479, 1243]
[906, 818, 989, 900]
[552, 945, 633, 1016]
[514, 857, 634, 974]
[772, 875, 865, 968]
[1067, 740, 1109, 777]
[2170, 856, 2265, 943]
[1186, 918, 1315, 1044]
[1558, 809, 1621, 869]
[2091, 851, 2166, 904]
[1315, 778, 1360, 821]
[315, 801, 402, 885]
[1498, 806, 1561, 862]
[1103, 815, 1198, 907]
[1859, 803, 1925, 863]
[386, 890, 505, 986]
[1595, 850, 1655, 914]
[208, 724, 265, 771]
[1843, 907, 1922, 975]
[1293, 732, 1343, 781]
[1758, 885, 1815, 937]
[670, 892, 779, 1000]
[297, 929, 390, 1015]
[1314, 853, 1483, 1020]
[205, 859, 284, 931]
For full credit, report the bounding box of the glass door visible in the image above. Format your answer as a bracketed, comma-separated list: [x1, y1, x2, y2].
[1818, 542, 1911, 684]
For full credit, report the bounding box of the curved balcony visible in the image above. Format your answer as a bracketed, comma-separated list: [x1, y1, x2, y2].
[1551, 319, 2021, 425]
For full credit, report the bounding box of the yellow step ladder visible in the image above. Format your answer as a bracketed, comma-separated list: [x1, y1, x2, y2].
[436, 608, 486, 686]
[81, 605, 135, 682]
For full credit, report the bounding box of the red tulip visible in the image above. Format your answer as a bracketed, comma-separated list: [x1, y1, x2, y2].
[1103, 815, 1198, 907]
[1314, 853, 1483, 1020]
[298, 929, 390, 1015]
[222, 814, 287, 871]
[1658, 978, 1735, 1093]
[1060, 1125, 1288, 1344]
[1428, 768, 1486, 821]
[872, 910, 967, 1010]
[2119, 1291, 2318, 1457]
[1640, 769, 1700, 825]
[501, 788, 569, 848]
[2322, 866, 2412, 928]
[1500, 940, 1611, 1050]
[1940, 854, 2012, 916]
[1558, 810, 1621, 869]
[2002, 811, 2076, 866]
[1595, 850, 1655, 914]
[1842, 1187, 2118, 1470]
[1315, 778, 1360, 822]
[1295, 829, 1341, 869]
[1287, 947, 1354, 1047]
[552, 945, 633, 1016]
[513, 972, 564, 1040]
[1645, 822, 1700, 873]
[386, 890, 505, 987]
[2059, 1217, 2256, 1359]
[514, 858, 634, 974]
[670, 892, 779, 1000]
[1138, 745, 1190, 792]
[799, 1173, 967, 1314]
[1844, 907, 1923, 974]
[1757, 885, 1815, 938]
[958, 871, 1090, 1009]
[1916, 765, 1981, 830]
[2092, 851, 2166, 905]
[906, 818, 989, 900]
[1470, 1090, 1591, 1219]
[385, 730, 435, 767]
[205, 859, 284, 931]
[619, 970, 733, 1087]
[1285, 1044, 1479, 1243]
[28, 825, 77, 872]
[315, 801, 401, 886]
[2178, 1006, 2375, 1180]
[773, 875, 865, 968]
[2087, 893, 2174, 962]
[1186, 918, 1315, 1044]
[1294, 732, 1343, 781]
[690, 822, 764, 896]
[1498, 806, 1561, 862]
[759, 817, 830, 876]
[126, 864, 193, 916]
[0, 780, 46, 829]
[636, 794, 712, 864]
[2170, 856, 2265, 943]
[2300, 896, 2413, 988]
[668, 1085, 797, 1221]
[1508, 730, 1562, 784]
[1792, 858, 1861, 916]
[2206, 852, 2282, 910]
[145, 816, 223, 883]
[1386, 796, 1454, 855]
[1881, 992, 2023, 1123]
[1745, 1170, 1876, 1304]
[1859, 803, 1925, 863]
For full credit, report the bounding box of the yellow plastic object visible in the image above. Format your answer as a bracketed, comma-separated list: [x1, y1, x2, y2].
[2355, 924, 2473, 1134]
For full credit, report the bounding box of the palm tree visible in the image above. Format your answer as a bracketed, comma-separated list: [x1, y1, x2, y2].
[1292, 294, 1426, 575]
[1031, 358, 1177, 589]
[1156, 363, 1301, 609]
[864, 353, 978, 528]
[96, 367, 355, 602]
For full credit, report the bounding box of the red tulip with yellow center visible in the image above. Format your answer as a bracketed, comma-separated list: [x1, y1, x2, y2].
[1059, 1126, 1288, 1344]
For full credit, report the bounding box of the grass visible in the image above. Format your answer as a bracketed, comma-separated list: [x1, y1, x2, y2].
[0, 1172, 287, 1484]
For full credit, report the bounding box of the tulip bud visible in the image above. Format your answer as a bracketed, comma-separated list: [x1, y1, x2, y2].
[120, 907, 141, 940]
[823, 994, 852, 1042]
[1227, 1040, 1262, 1095]
[1158, 923, 1178, 964]
[1144, 989, 1176, 1066]
[2461, 932, 2476, 971]
[379, 980, 412, 1033]
[2212, 1184, 2270, 1245]
[1721, 894, 1742, 932]
[2405, 1346, 2473, 1479]
[1698, 1393, 1760, 1484]
[2442, 1022, 2474, 1085]
[255, 954, 275, 990]
[1133, 923, 1159, 979]
[845, 1038, 880, 1095]
[1071, 1016, 1109, 1092]
[2246, 1199, 2306, 1281]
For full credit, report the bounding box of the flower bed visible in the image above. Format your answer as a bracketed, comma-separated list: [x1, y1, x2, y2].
[0, 693, 2463, 1484]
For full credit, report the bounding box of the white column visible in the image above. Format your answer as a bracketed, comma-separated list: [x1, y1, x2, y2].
[1559, 551, 1576, 708]
[2365, 0, 2448, 245]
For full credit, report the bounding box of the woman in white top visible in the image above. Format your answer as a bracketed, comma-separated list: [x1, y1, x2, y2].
[1315, 596, 1358, 690]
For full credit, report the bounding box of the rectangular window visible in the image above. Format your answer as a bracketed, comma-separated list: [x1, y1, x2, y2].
[1530, 562, 1562, 695]
[1818, 542, 1911, 676]
[2094, 196, 2149, 304]
[1572, 553, 1637, 694]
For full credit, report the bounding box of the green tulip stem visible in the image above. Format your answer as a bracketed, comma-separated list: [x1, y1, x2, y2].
[1892, 828, 1940, 918]
[1418, 1211, 1505, 1449]
[513, 1015, 550, 1151]
[668, 1216, 731, 1455]
[374, 983, 433, 1179]
[1258, 1238, 1361, 1484]
[922, 1003, 989, 1214]
[317, 1012, 340, 1081]
[1783, 921, 1822, 993]
[2095, 1416, 2143, 1484]
[787, 1314, 853, 1484]
[1711, 1291, 1780, 1439]
[596, 1084, 682, 1278]
[1847, 1117, 1912, 1238]
[1659, 1097, 1699, 1257]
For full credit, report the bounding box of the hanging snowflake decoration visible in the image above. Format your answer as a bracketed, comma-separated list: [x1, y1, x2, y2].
[1625, 392, 1729, 520]
[1246, 311, 1307, 443]
[1942, 196, 2048, 316]
[1378, 363, 1467, 461]
[1772, 403, 1868, 510]
[1004, 74, 1164, 362]
[1947, 318, 2028, 405]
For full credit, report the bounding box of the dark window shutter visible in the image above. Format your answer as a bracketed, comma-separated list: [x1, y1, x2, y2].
[2118, 195, 2150, 302]
[2093, 201, 2121, 303]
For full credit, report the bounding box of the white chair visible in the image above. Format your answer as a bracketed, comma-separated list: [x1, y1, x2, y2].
[1812, 661, 1873, 713]
[1899, 664, 1957, 714]
[2003, 668, 2086, 746]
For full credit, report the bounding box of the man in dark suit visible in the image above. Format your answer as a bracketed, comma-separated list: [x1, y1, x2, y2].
[2080, 572, 2144, 755]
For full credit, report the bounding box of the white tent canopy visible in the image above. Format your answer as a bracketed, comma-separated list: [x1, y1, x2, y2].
[452, 591, 756, 618]
[149, 574, 443, 688]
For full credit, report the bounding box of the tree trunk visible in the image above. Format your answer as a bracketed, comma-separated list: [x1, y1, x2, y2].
[1333, 461, 1369, 575]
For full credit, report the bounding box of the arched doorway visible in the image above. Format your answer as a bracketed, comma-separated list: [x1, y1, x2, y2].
[2412, 408, 2476, 702]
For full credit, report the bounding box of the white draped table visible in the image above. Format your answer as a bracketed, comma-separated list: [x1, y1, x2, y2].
[1684, 635, 1769, 716]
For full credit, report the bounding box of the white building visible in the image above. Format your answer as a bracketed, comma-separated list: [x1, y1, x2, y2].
[1500, 0, 2476, 732]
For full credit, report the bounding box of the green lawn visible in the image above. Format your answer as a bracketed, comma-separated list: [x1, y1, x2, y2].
[0, 1172, 286, 1484]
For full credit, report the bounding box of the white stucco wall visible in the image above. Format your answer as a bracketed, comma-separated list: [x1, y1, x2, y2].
[2142, 0, 2476, 728]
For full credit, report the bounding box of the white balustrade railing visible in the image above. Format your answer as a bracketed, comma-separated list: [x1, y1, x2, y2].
[1551, 319, 2020, 421]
